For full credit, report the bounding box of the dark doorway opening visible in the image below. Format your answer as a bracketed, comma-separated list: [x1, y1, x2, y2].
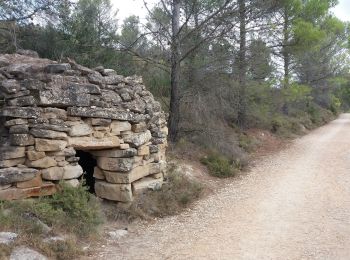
[76, 150, 97, 193]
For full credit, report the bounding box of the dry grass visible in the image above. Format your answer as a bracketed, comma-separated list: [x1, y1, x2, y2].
[103, 167, 203, 221]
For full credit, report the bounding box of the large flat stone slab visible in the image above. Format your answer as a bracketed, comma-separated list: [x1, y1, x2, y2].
[0, 181, 56, 200]
[10, 134, 35, 146]
[0, 167, 38, 185]
[35, 139, 67, 152]
[96, 157, 135, 172]
[95, 181, 132, 202]
[90, 148, 137, 158]
[123, 130, 152, 147]
[69, 123, 93, 137]
[68, 136, 120, 150]
[101, 164, 151, 184]
[1, 107, 42, 118]
[25, 157, 57, 168]
[0, 146, 25, 160]
[41, 165, 83, 180]
[67, 107, 147, 122]
[38, 83, 96, 107]
[132, 176, 163, 193]
[16, 174, 43, 188]
[0, 158, 26, 168]
[30, 129, 68, 140]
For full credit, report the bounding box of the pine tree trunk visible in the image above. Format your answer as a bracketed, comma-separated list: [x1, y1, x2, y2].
[282, 7, 290, 88]
[168, 0, 181, 142]
[237, 0, 247, 128]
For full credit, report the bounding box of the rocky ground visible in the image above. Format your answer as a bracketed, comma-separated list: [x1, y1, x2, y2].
[88, 114, 350, 260]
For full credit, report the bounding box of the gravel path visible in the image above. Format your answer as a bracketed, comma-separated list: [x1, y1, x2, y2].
[96, 114, 350, 260]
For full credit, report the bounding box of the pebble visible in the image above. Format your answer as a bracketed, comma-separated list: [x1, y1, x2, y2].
[10, 246, 47, 260]
[0, 232, 18, 245]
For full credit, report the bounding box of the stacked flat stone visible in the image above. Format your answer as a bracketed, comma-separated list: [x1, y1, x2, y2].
[0, 53, 168, 202]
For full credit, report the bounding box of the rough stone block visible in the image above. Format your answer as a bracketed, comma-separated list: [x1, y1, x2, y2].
[131, 122, 147, 133]
[7, 96, 36, 106]
[41, 164, 83, 180]
[0, 158, 26, 168]
[97, 157, 135, 172]
[102, 164, 151, 184]
[0, 184, 11, 190]
[30, 123, 70, 133]
[0, 79, 21, 94]
[41, 167, 63, 180]
[0, 182, 56, 200]
[149, 144, 159, 153]
[25, 157, 57, 168]
[45, 63, 71, 73]
[151, 150, 166, 163]
[95, 181, 132, 202]
[1, 107, 42, 119]
[90, 148, 137, 158]
[35, 139, 67, 152]
[9, 124, 29, 134]
[138, 145, 150, 156]
[91, 118, 111, 126]
[39, 89, 90, 107]
[110, 121, 131, 133]
[93, 126, 110, 132]
[93, 131, 105, 139]
[30, 129, 68, 140]
[69, 123, 93, 137]
[43, 107, 68, 120]
[10, 134, 35, 146]
[63, 165, 83, 179]
[104, 75, 124, 85]
[132, 176, 163, 193]
[149, 161, 167, 174]
[0, 146, 25, 160]
[68, 136, 120, 150]
[16, 174, 42, 188]
[123, 130, 152, 147]
[93, 167, 105, 180]
[119, 143, 130, 149]
[151, 172, 164, 179]
[26, 151, 46, 161]
[67, 107, 147, 122]
[0, 167, 38, 185]
[69, 83, 101, 94]
[4, 119, 28, 127]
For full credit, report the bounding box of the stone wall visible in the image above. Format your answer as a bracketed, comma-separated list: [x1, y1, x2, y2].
[0, 53, 167, 202]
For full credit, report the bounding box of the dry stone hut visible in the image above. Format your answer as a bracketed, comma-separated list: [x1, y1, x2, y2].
[0, 52, 168, 202]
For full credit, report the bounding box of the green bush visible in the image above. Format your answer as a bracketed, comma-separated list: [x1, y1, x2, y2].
[0, 182, 103, 238]
[307, 103, 335, 126]
[238, 134, 258, 152]
[46, 182, 104, 237]
[200, 153, 237, 178]
[270, 115, 292, 136]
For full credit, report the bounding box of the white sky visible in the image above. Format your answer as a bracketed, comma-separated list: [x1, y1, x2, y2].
[332, 0, 350, 21]
[112, 0, 350, 23]
[111, 0, 157, 23]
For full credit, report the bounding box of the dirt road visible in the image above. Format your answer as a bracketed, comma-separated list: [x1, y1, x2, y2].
[96, 114, 350, 260]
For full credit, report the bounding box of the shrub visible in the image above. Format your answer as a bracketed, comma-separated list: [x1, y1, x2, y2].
[0, 183, 103, 259]
[47, 182, 104, 237]
[200, 153, 237, 178]
[109, 170, 203, 219]
[41, 239, 82, 260]
[238, 134, 259, 152]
